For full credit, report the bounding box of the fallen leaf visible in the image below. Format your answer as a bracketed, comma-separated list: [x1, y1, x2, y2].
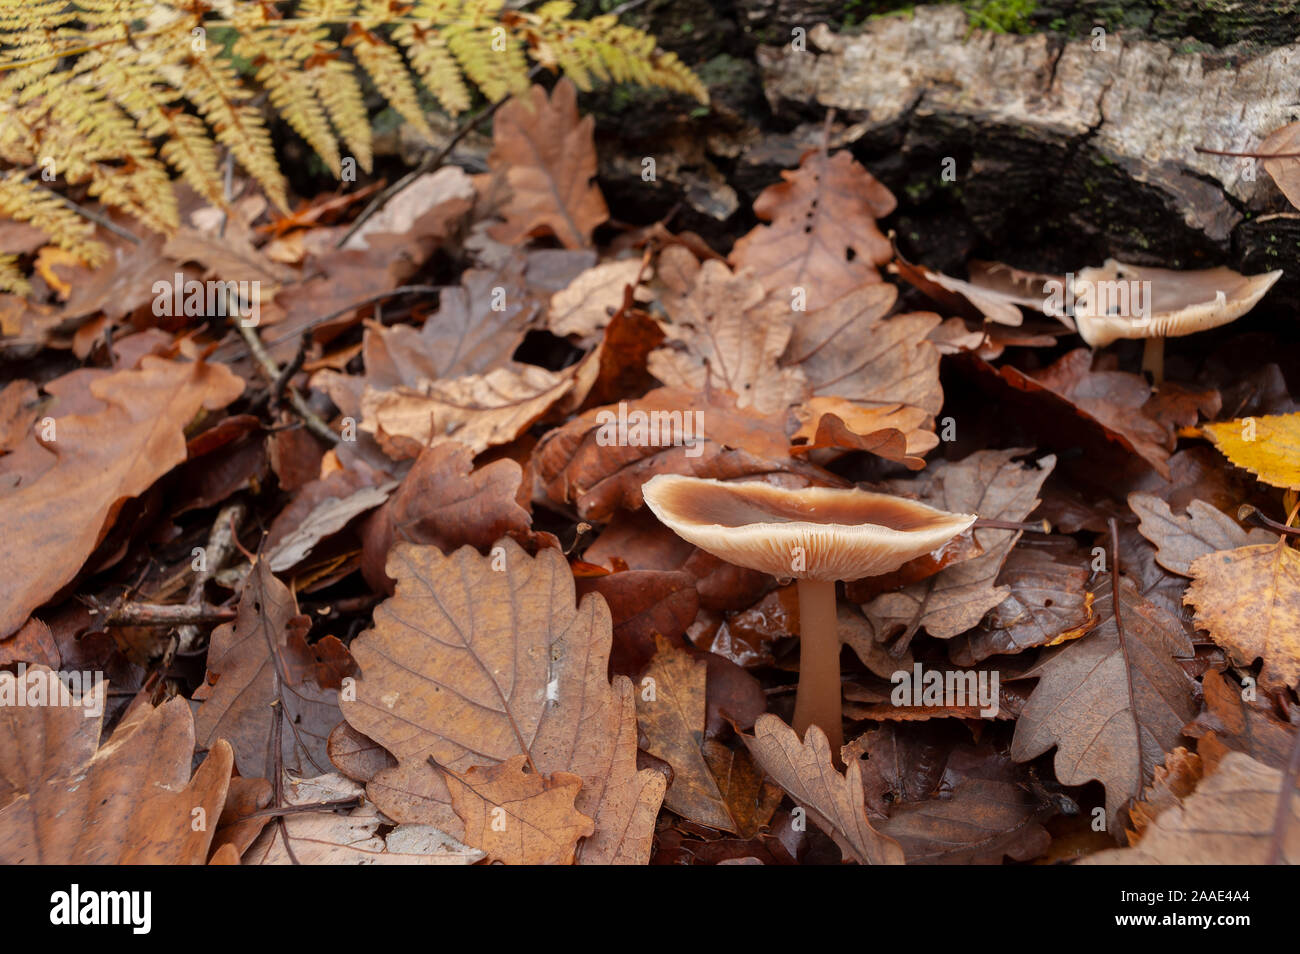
[729, 148, 895, 310]
[487, 80, 608, 249]
[0, 674, 232, 864]
[1185, 540, 1300, 691]
[1010, 575, 1197, 831]
[548, 258, 650, 343]
[1079, 753, 1298, 864]
[243, 772, 482, 865]
[194, 560, 351, 779]
[1202, 412, 1300, 489]
[1260, 121, 1300, 210]
[744, 714, 904, 865]
[1184, 669, 1298, 771]
[1129, 492, 1274, 576]
[362, 362, 573, 459]
[531, 386, 836, 521]
[861, 449, 1055, 643]
[636, 638, 736, 832]
[647, 256, 807, 415]
[946, 543, 1098, 666]
[339, 540, 665, 864]
[0, 356, 244, 637]
[444, 756, 594, 865]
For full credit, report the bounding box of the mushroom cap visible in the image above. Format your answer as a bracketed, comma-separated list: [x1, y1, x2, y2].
[642, 474, 977, 581]
[1073, 260, 1283, 348]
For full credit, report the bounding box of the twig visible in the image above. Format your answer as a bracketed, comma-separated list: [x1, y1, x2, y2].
[1194, 145, 1300, 160]
[95, 601, 237, 626]
[232, 797, 364, 822]
[236, 319, 339, 445]
[48, 187, 141, 245]
[335, 64, 543, 249]
[1238, 505, 1300, 540]
[173, 501, 246, 655]
[271, 331, 312, 410]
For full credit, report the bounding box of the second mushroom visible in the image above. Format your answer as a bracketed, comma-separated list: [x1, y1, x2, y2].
[643, 474, 976, 761]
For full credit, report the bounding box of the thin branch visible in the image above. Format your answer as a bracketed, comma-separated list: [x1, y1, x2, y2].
[1239, 505, 1300, 540]
[95, 601, 236, 626]
[236, 319, 339, 445]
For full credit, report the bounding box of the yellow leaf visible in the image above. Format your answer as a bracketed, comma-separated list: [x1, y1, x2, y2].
[1202, 412, 1300, 489]
[1185, 540, 1300, 691]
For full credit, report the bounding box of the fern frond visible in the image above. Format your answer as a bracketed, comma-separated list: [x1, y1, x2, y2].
[443, 0, 529, 104]
[345, 12, 436, 143]
[183, 48, 289, 210]
[0, 174, 106, 266]
[0, 254, 30, 296]
[393, 2, 470, 116]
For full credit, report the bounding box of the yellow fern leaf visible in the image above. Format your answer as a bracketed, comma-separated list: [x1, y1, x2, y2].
[0, 254, 30, 296]
[0, 173, 106, 267]
[346, 23, 436, 142]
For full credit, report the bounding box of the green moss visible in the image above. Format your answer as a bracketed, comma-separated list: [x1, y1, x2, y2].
[962, 0, 1036, 34]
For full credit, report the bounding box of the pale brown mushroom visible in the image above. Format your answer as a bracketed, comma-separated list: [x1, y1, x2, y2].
[1072, 260, 1282, 383]
[642, 474, 976, 762]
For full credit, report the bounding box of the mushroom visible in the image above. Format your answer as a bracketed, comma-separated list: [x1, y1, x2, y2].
[642, 474, 976, 761]
[1072, 260, 1282, 384]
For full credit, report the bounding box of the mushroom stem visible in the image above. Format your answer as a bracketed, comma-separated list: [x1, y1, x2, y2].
[792, 578, 844, 766]
[1142, 336, 1165, 384]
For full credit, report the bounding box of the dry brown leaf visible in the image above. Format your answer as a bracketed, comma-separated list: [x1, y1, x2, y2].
[791, 397, 937, 470]
[0, 674, 232, 864]
[487, 80, 608, 249]
[729, 148, 895, 310]
[1184, 669, 1298, 771]
[998, 349, 1171, 478]
[1129, 493, 1274, 577]
[362, 442, 538, 593]
[339, 540, 666, 865]
[636, 638, 736, 832]
[947, 544, 1098, 666]
[862, 449, 1055, 643]
[0, 356, 244, 637]
[531, 386, 836, 521]
[1010, 575, 1198, 830]
[243, 772, 482, 865]
[1185, 540, 1300, 691]
[444, 756, 595, 865]
[1080, 752, 1299, 864]
[265, 479, 396, 572]
[647, 256, 808, 414]
[701, 741, 784, 839]
[1260, 122, 1300, 210]
[744, 714, 904, 865]
[361, 362, 573, 459]
[194, 560, 351, 779]
[548, 258, 650, 343]
[1126, 746, 1203, 842]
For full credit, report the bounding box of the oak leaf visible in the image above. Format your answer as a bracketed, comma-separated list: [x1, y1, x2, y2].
[0, 356, 244, 637]
[444, 756, 595, 865]
[1184, 669, 1298, 771]
[729, 148, 895, 310]
[1185, 540, 1300, 690]
[194, 560, 352, 779]
[1010, 575, 1197, 830]
[243, 773, 482, 865]
[487, 80, 608, 249]
[531, 387, 836, 521]
[1080, 753, 1298, 864]
[0, 673, 232, 864]
[361, 362, 573, 459]
[339, 540, 666, 864]
[647, 254, 808, 414]
[744, 714, 904, 865]
[1129, 492, 1273, 576]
